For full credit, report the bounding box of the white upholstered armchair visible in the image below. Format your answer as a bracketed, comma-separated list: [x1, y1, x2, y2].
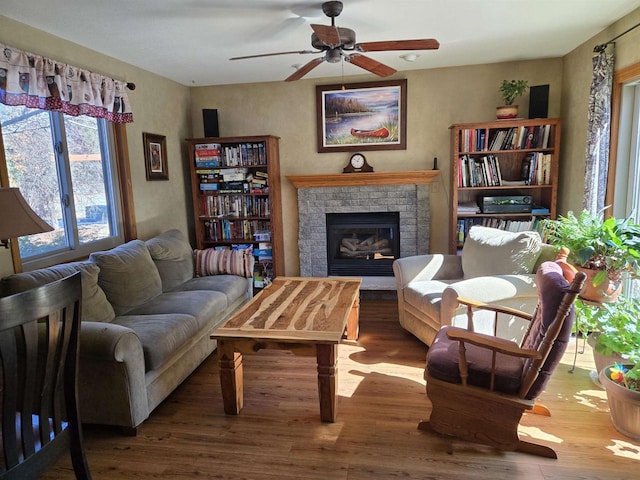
[393, 226, 556, 346]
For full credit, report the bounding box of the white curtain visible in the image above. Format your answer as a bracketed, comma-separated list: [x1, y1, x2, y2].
[0, 42, 133, 123]
[583, 44, 614, 213]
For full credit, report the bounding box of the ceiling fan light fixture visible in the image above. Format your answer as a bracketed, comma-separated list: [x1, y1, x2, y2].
[400, 53, 419, 62]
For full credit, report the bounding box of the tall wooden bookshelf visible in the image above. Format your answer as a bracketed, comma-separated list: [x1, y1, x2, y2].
[185, 135, 284, 291]
[449, 118, 561, 254]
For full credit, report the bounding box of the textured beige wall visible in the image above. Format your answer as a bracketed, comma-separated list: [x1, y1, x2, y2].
[4, 7, 640, 279]
[560, 7, 640, 216]
[190, 59, 563, 275]
[0, 16, 192, 277]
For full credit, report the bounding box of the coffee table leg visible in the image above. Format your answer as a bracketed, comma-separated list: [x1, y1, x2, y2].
[316, 343, 338, 422]
[346, 295, 360, 340]
[218, 340, 243, 415]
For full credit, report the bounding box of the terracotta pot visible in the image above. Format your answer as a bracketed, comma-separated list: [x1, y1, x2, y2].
[496, 105, 519, 120]
[576, 266, 622, 303]
[599, 365, 640, 441]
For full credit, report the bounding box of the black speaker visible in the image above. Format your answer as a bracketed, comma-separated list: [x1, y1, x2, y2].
[528, 84, 549, 119]
[202, 109, 219, 137]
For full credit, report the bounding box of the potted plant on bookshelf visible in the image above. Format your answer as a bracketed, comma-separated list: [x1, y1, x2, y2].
[541, 209, 640, 302]
[497, 79, 528, 119]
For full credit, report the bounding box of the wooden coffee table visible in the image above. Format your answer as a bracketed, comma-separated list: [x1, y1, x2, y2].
[210, 276, 361, 422]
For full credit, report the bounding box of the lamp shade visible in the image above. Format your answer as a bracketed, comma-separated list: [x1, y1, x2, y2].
[0, 187, 54, 240]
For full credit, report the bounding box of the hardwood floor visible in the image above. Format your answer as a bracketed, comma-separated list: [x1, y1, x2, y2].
[45, 300, 639, 479]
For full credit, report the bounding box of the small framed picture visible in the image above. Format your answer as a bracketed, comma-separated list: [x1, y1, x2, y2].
[143, 132, 169, 180]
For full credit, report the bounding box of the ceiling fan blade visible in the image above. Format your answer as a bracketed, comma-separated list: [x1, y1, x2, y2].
[355, 39, 440, 52]
[230, 50, 318, 60]
[285, 57, 325, 82]
[311, 24, 341, 46]
[346, 54, 396, 77]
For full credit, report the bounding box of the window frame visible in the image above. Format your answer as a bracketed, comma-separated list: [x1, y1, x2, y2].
[0, 115, 136, 273]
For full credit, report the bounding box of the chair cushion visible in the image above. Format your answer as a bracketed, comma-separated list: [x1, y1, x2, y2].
[426, 325, 525, 395]
[522, 261, 575, 399]
[90, 240, 163, 315]
[461, 226, 542, 278]
[146, 229, 195, 292]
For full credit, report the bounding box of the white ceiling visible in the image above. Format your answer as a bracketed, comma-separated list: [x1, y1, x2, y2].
[2, 0, 640, 87]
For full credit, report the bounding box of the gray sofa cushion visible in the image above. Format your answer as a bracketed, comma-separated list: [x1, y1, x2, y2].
[113, 314, 200, 371]
[173, 275, 249, 305]
[124, 290, 228, 330]
[0, 261, 115, 323]
[146, 229, 195, 292]
[90, 240, 163, 315]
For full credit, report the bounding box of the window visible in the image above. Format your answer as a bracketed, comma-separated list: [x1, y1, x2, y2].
[0, 104, 124, 270]
[612, 71, 640, 298]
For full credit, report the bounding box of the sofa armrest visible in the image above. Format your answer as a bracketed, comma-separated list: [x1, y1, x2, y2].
[78, 322, 149, 428]
[440, 274, 538, 327]
[393, 254, 463, 288]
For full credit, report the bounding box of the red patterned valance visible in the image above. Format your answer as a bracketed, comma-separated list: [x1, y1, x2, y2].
[0, 42, 134, 123]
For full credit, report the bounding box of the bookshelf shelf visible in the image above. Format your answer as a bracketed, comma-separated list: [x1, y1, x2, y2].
[449, 118, 561, 254]
[186, 135, 284, 291]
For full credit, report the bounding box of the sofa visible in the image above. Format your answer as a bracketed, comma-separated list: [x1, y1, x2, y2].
[393, 226, 557, 346]
[0, 229, 254, 434]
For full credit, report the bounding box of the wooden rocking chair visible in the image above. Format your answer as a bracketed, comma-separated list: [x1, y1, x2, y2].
[419, 261, 586, 459]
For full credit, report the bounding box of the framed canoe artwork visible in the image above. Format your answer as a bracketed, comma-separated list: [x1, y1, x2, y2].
[316, 79, 407, 153]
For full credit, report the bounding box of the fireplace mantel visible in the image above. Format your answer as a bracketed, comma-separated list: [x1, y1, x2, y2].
[286, 170, 439, 189]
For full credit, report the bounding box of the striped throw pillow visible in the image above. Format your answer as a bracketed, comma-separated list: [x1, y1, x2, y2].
[194, 248, 254, 278]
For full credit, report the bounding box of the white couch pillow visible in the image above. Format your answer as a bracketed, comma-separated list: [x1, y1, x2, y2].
[461, 226, 542, 278]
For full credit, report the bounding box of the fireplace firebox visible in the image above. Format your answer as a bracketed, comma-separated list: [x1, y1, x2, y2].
[326, 212, 400, 276]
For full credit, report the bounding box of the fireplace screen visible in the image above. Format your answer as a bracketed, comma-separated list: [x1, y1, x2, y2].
[326, 212, 400, 276]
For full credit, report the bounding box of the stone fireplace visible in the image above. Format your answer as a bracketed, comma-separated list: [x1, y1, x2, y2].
[326, 211, 401, 276]
[287, 171, 438, 285]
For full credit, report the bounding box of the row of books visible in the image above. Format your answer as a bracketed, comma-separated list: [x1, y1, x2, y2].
[201, 194, 270, 218]
[458, 124, 552, 152]
[456, 217, 545, 245]
[204, 219, 271, 242]
[520, 152, 552, 185]
[457, 154, 503, 187]
[195, 142, 267, 167]
[198, 168, 269, 194]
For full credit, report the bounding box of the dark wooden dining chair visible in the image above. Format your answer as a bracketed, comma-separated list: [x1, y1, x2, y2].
[0, 272, 91, 479]
[419, 261, 586, 458]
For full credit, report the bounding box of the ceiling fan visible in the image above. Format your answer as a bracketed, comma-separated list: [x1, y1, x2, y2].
[230, 1, 440, 81]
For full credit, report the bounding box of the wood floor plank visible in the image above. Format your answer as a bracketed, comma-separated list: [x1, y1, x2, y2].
[42, 299, 640, 479]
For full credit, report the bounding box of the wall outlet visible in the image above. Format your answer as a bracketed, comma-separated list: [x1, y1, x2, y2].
[432, 182, 440, 193]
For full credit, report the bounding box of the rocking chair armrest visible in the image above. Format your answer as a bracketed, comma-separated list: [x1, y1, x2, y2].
[444, 326, 542, 359]
[456, 296, 533, 321]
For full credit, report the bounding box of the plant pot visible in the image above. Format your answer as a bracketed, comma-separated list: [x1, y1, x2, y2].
[588, 333, 625, 386]
[496, 105, 518, 120]
[599, 364, 640, 440]
[576, 266, 622, 303]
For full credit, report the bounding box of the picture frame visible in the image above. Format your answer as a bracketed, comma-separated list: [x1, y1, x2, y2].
[316, 79, 407, 153]
[143, 132, 169, 181]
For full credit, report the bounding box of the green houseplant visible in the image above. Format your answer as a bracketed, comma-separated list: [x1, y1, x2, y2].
[577, 294, 640, 440]
[496, 79, 528, 119]
[499, 79, 529, 105]
[541, 209, 640, 301]
[592, 294, 640, 440]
